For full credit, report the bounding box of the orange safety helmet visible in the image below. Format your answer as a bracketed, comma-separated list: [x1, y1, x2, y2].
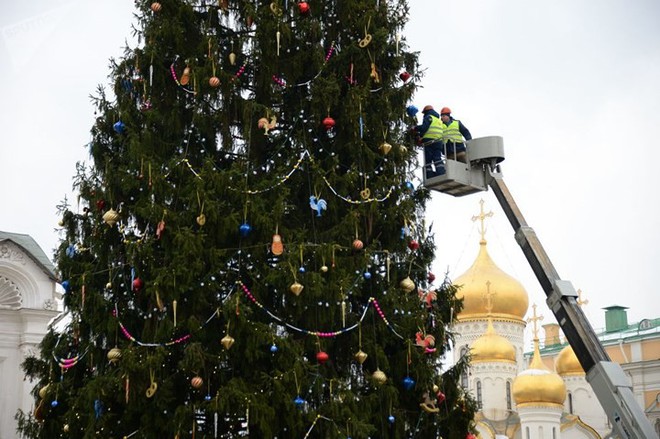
[422, 105, 434, 113]
[440, 107, 451, 115]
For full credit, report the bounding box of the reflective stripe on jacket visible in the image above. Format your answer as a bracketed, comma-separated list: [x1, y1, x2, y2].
[423, 115, 443, 140]
[442, 120, 463, 143]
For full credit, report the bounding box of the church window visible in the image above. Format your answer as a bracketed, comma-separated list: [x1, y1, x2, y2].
[506, 381, 512, 410]
[476, 380, 482, 409]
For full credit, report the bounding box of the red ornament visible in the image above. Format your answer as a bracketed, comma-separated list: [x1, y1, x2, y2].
[316, 351, 329, 364]
[322, 116, 336, 130]
[132, 277, 144, 292]
[399, 71, 411, 82]
[436, 390, 446, 404]
[465, 434, 477, 439]
[408, 239, 420, 250]
[209, 76, 220, 87]
[298, 2, 310, 14]
[352, 239, 364, 250]
[96, 199, 106, 211]
[427, 272, 436, 283]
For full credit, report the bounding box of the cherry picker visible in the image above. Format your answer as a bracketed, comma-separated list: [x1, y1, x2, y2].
[424, 136, 656, 438]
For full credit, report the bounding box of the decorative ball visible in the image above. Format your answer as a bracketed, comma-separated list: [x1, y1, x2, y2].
[150, 2, 162, 12]
[399, 276, 415, 293]
[372, 368, 387, 385]
[105, 282, 112, 289]
[61, 280, 71, 293]
[379, 142, 392, 155]
[402, 376, 415, 390]
[289, 282, 304, 296]
[221, 334, 235, 350]
[388, 415, 395, 424]
[405, 181, 414, 191]
[322, 116, 336, 130]
[352, 239, 364, 251]
[228, 52, 237, 65]
[38, 384, 49, 399]
[51, 400, 59, 408]
[406, 105, 418, 117]
[239, 222, 252, 237]
[437, 390, 446, 404]
[191, 376, 203, 389]
[354, 350, 368, 364]
[363, 271, 371, 280]
[316, 351, 329, 364]
[294, 395, 305, 407]
[298, 2, 310, 14]
[113, 120, 126, 134]
[408, 240, 420, 251]
[427, 272, 436, 283]
[298, 266, 306, 273]
[208, 76, 220, 87]
[96, 199, 106, 211]
[399, 71, 411, 82]
[320, 265, 328, 273]
[399, 144, 407, 154]
[107, 347, 121, 363]
[132, 277, 144, 292]
[205, 394, 212, 401]
[63, 424, 69, 432]
[270, 344, 278, 353]
[102, 208, 120, 227]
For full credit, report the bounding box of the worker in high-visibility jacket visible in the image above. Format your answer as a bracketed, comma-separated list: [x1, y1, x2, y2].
[414, 105, 445, 178]
[439, 107, 472, 163]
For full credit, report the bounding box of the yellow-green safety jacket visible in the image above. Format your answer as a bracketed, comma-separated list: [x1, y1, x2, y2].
[422, 115, 443, 140]
[441, 120, 463, 143]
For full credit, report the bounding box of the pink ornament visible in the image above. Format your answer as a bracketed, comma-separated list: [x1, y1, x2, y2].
[352, 239, 364, 250]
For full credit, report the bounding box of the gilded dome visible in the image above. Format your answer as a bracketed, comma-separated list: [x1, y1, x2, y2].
[513, 340, 566, 406]
[555, 345, 584, 376]
[471, 319, 516, 363]
[454, 239, 529, 321]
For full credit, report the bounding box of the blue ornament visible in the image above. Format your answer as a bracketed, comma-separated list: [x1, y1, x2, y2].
[61, 280, 71, 294]
[298, 266, 306, 274]
[294, 396, 305, 407]
[270, 344, 279, 353]
[388, 415, 395, 424]
[113, 120, 126, 134]
[405, 181, 414, 191]
[94, 399, 103, 419]
[65, 243, 76, 258]
[402, 376, 415, 390]
[363, 271, 372, 280]
[239, 222, 252, 237]
[205, 394, 212, 401]
[51, 400, 59, 408]
[406, 105, 418, 117]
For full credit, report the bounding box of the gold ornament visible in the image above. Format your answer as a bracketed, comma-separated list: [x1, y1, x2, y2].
[106, 282, 112, 289]
[290, 282, 304, 296]
[107, 347, 122, 363]
[150, 2, 162, 12]
[63, 424, 70, 433]
[221, 334, 235, 350]
[146, 381, 158, 398]
[58, 219, 64, 227]
[354, 350, 368, 364]
[196, 214, 206, 226]
[38, 384, 49, 399]
[359, 188, 371, 199]
[229, 52, 237, 65]
[399, 144, 408, 154]
[191, 376, 203, 389]
[379, 142, 392, 155]
[209, 76, 220, 87]
[102, 209, 120, 227]
[372, 368, 387, 385]
[320, 265, 328, 273]
[399, 276, 415, 293]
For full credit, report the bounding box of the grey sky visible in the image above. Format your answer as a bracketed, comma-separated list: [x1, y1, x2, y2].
[1, 1, 658, 336]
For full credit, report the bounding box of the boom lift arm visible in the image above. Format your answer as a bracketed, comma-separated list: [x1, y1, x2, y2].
[424, 136, 656, 438]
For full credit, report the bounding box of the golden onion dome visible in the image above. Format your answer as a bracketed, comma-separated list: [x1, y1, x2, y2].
[454, 239, 529, 321]
[555, 345, 584, 376]
[471, 318, 516, 363]
[513, 340, 566, 407]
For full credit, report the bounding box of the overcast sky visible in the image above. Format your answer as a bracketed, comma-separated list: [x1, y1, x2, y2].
[1, 1, 659, 338]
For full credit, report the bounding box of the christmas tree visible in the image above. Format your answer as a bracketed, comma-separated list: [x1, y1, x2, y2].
[18, 1, 477, 437]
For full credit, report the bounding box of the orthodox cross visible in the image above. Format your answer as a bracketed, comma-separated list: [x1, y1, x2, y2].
[576, 289, 589, 307]
[471, 199, 494, 242]
[527, 303, 544, 340]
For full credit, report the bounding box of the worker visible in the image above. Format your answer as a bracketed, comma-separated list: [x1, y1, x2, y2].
[439, 107, 471, 163]
[414, 105, 445, 178]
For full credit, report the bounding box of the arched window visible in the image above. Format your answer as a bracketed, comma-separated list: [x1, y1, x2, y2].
[525, 426, 530, 439]
[476, 380, 482, 409]
[506, 381, 512, 410]
[568, 392, 573, 414]
[460, 345, 469, 388]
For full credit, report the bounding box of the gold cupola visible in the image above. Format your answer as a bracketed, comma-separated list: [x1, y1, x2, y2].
[453, 200, 529, 322]
[471, 288, 516, 363]
[513, 305, 566, 407]
[555, 345, 584, 376]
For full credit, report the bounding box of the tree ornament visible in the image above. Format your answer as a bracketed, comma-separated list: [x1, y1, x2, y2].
[320, 265, 328, 273]
[352, 239, 364, 251]
[379, 142, 392, 155]
[113, 120, 126, 134]
[132, 277, 144, 292]
[61, 280, 71, 293]
[289, 282, 304, 296]
[408, 239, 420, 250]
[406, 105, 419, 117]
[399, 276, 415, 293]
[33, 400, 45, 422]
[399, 144, 408, 154]
[427, 272, 436, 283]
[388, 415, 395, 424]
[102, 208, 120, 226]
[354, 350, 368, 364]
[316, 351, 329, 364]
[420, 391, 440, 413]
[270, 344, 278, 353]
[51, 400, 59, 408]
[156, 219, 166, 239]
[180, 66, 191, 86]
[309, 196, 327, 216]
[107, 347, 121, 363]
[257, 116, 277, 135]
[196, 213, 206, 226]
[298, 2, 310, 15]
[399, 71, 411, 82]
[402, 376, 415, 390]
[209, 76, 220, 87]
[150, 2, 162, 12]
[229, 52, 236, 65]
[372, 368, 387, 385]
[191, 376, 204, 389]
[322, 116, 335, 131]
[239, 222, 252, 237]
[221, 334, 235, 350]
[436, 389, 446, 404]
[271, 233, 284, 255]
[38, 384, 49, 399]
[363, 271, 371, 280]
[294, 396, 305, 407]
[63, 424, 70, 432]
